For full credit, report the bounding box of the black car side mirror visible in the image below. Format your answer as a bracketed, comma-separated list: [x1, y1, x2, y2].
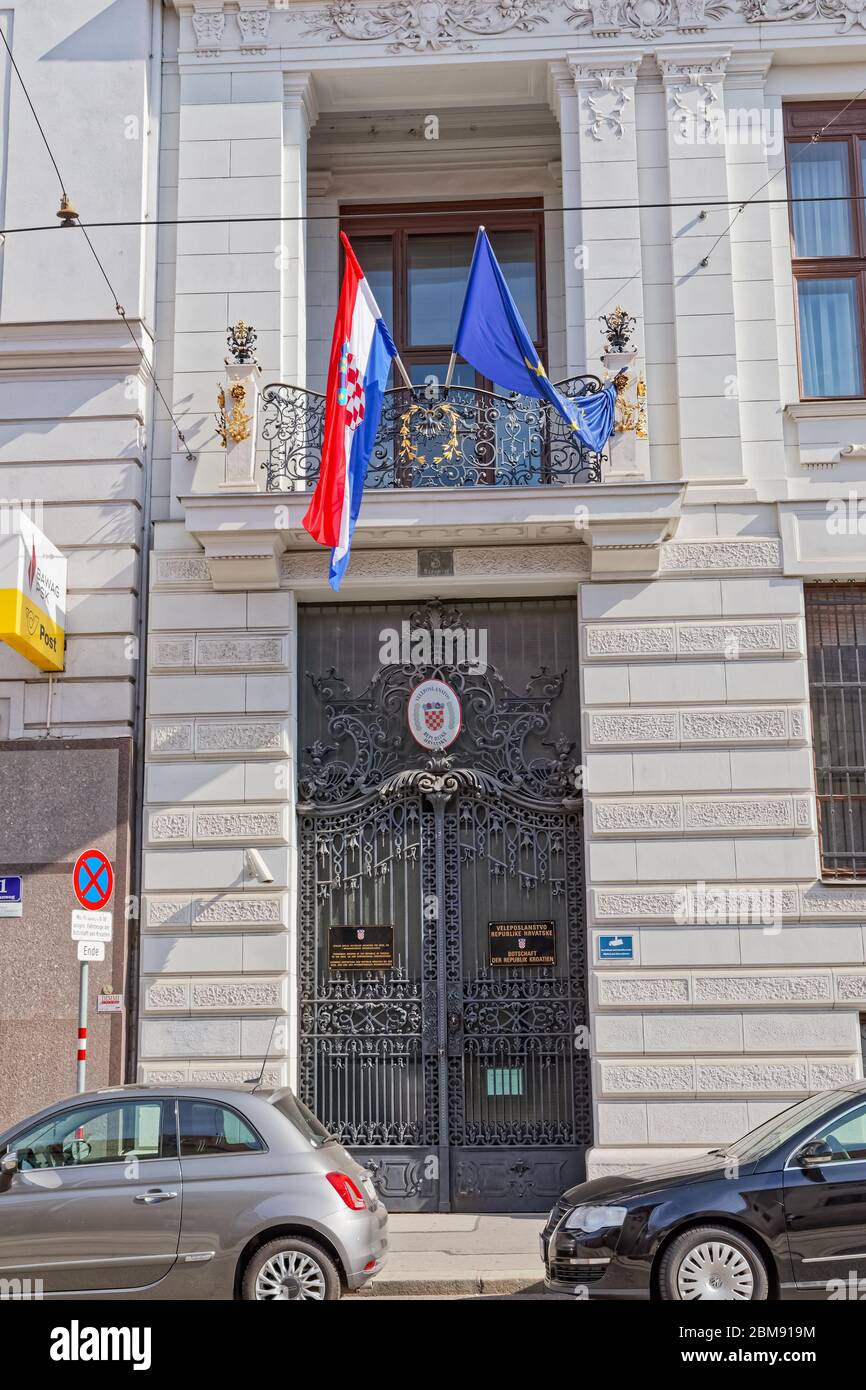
[0, 1152, 18, 1193]
[797, 1140, 834, 1170]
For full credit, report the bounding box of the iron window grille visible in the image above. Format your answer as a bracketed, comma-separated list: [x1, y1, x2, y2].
[805, 584, 866, 878]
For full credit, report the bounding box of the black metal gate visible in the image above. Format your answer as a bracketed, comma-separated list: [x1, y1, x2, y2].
[297, 599, 591, 1212]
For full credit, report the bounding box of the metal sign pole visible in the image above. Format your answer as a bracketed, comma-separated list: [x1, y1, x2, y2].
[76, 959, 89, 1092]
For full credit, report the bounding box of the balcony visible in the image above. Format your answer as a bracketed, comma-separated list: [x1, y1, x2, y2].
[260, 376, 607, 491]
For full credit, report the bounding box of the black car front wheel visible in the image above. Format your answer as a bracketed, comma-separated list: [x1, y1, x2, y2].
[658, 1226, 769, 1301]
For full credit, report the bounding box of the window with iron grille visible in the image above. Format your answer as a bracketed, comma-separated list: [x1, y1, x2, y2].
[805, 585, 866, 878]
[784, 102, 866, 400]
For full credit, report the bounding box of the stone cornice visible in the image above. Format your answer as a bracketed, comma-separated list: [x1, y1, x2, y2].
[180, 481, 684, 587]
[165, 2, 866, 64]
[0, 319, 154, 374]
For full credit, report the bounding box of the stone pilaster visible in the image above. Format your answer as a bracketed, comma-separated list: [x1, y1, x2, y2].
[656, 47, 744, 482]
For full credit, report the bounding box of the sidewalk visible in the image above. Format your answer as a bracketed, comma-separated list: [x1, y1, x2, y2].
[351, 1213, 549, 1298]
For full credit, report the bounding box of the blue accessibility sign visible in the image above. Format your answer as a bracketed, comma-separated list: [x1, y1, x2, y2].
[599, 934, 633, 960]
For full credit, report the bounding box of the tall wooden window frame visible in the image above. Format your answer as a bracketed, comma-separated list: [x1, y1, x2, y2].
[340, 198, 549, 391]
[785, 102, 866, 402]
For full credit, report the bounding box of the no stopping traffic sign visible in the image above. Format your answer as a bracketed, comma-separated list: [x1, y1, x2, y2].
[73, 849, 114, 911]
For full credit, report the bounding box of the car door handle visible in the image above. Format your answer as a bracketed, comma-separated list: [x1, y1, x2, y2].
[133, 1189, 178, 1204]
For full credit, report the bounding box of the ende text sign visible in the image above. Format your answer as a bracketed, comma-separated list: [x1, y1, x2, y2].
[0, 513, 66, 672]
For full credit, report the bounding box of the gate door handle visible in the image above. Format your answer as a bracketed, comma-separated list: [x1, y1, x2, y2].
[134, 1189, 178, 1204]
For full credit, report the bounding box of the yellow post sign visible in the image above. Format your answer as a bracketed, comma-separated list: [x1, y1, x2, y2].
[0, 513, 66, 671]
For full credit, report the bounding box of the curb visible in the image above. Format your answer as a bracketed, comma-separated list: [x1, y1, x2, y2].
[350, 1271, 546, 1298]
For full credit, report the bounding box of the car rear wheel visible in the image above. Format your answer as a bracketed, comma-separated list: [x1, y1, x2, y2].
[242, 1237, 341, 1302]
[658, 1226, 769, 1301]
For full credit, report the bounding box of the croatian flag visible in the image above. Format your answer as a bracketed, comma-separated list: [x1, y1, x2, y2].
[302, 232, 398, 590]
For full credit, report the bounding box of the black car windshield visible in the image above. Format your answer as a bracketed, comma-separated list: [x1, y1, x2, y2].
[725, 1090, 855, 1161]
[269, 1089, 333, 1147]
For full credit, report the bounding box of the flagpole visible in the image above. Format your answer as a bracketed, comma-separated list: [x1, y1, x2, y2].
[445, 225, 483, 394]
[393, 353, 414, 390]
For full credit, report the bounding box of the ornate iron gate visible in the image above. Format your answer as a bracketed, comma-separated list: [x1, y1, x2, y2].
[297, 599, 591, 1212]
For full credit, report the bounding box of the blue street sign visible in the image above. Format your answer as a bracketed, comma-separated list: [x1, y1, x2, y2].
[599, 933, 633, 961]
[0, 876, 23, 918]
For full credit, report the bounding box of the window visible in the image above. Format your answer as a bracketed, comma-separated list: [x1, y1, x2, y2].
[811, 1103, 866, 1163]
[12, 1100, 165, 1169]
[805, 585, 866, 878]
[785, 103, 866, 399]
[342, 200, 547, 391]
[178, 1100, 263, 1158]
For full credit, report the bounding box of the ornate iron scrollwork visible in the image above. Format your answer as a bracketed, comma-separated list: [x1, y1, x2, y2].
[299, 600, 582, 809]
[262, 377, 605, 490]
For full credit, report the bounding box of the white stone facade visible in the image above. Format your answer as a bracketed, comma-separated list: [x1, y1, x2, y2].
[2, 2, 866, 1179]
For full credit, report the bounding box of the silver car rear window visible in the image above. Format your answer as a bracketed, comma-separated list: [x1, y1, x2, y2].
[269, 1089, 331, 1147]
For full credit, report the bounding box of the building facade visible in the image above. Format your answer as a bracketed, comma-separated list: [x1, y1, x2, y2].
[1, 0, 866, 1208]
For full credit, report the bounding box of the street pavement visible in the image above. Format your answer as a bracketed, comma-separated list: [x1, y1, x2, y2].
[347, 1213, 559, 1299]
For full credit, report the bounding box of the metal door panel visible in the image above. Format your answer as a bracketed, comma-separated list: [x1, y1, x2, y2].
[298, 599, 590, 1212]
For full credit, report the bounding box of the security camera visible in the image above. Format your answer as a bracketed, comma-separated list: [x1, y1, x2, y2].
[244, 848, 274, 884]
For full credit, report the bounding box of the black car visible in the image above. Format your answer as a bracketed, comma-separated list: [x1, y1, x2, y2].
[542, 1082, 866, 1300]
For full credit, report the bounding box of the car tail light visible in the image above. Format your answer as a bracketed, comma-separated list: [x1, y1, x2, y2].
[327, 1171, 366, 1211]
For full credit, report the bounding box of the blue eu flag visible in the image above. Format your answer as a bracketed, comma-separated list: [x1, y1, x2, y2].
[454, 228, 616, 453]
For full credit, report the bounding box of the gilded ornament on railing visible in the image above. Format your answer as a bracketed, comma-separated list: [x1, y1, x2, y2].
[612, 371, 647, 437]
[215, 382, 253, 447]
[398, 402, 460, 467]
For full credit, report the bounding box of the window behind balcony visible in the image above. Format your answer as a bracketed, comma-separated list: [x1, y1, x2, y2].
[805, 585, 866, 878]
[785, 103, 866, 399]
[341, 199, 547, 392]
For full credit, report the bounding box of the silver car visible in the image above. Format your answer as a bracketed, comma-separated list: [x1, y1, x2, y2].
[0, 1084, 387, 1300]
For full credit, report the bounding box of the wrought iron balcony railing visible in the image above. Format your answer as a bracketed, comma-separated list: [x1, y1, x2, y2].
[260, 376, 606, 491]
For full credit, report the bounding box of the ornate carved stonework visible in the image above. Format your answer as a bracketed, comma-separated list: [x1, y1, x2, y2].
[194, 719, 287, 756]
[693, 973, 831, 1004]
[696, 1062, 808, 1093]
[192, 6, 226, 56]
[835, 974, 866, 1003]
[148, 721, 194, 756]
[237, 6, 270, 50]
[584, 619, 802, 660]
[801, 883, 866, 919]
[190, 980, 284, 1010]
[148, 810, 194, 845]
[592, 793, 812, 834]
[190, 1066, 285, 1087]
[194, 808, 286, 843]
[150, 638, 195, 672]
[741, 0, 866, 33]
[573, 66, 637, 140]
[191, 893, 286, 927]
[660, 539, 782, 572]
[196, 635, 286, 670]
[145, 897, 192, 929]
[152, 555, 210, 587]
[588, 706, 806, 747]
[603, 1062, 694, 1093]
[669, 69, 722, 140]
[585, 623, 676, 658]
[566, 0, 733, 37]
[145, 982, 190, 1011]
[302, 0, 550, 51]
[596, 975, 691, 1004]
[593, 888, 687, 918]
